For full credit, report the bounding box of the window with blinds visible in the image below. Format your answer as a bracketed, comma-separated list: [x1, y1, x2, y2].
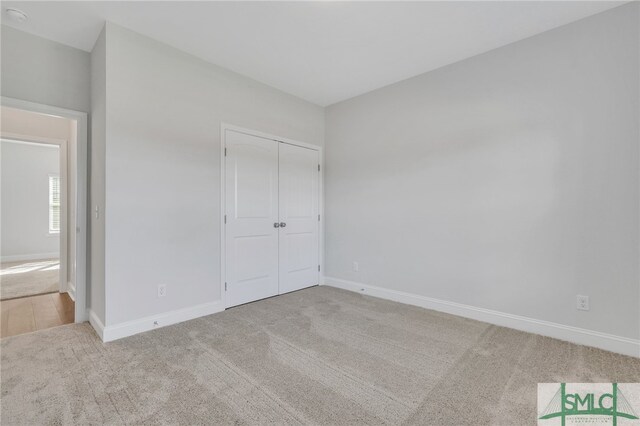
[49, 175, 61, 234]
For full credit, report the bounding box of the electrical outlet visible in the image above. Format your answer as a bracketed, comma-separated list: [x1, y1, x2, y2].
[577, 295, 589, 311]
[353, 261, 359, 272]
[158, 284, 166, 298]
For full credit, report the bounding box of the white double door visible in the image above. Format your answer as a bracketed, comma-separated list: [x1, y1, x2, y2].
[225, 130, 320, 308]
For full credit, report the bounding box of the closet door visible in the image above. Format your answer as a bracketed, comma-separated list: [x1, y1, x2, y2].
[278, 142, 320, 294]
[225, 130, 279, 307]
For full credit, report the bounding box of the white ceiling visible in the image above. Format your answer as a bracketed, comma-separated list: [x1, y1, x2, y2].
[1, 1, 625, 106]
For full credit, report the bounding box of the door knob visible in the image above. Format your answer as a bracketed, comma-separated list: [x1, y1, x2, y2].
[274, 223, 280, 228]
[279, 222, 286, 228]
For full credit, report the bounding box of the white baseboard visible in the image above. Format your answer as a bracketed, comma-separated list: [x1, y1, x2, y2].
[67, 281, 76, 302]
[323, 276, 640, 358]
[1, 252, 60, 263]
[99, 301, 225, 343]
[88, 309, 105, 340]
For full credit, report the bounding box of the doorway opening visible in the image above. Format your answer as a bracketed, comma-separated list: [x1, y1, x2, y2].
[0, 102, 87, 337]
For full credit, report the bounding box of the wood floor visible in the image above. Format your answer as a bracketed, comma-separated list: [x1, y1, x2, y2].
[0, 292, 74, 338]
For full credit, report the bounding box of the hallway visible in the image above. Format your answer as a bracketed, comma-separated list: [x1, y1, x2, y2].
[0, 292, 74, 338]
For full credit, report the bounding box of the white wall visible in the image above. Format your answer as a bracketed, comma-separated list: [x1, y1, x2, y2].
[325, 3, 639, 340]
[1, 140, 60, 260]
[1, 26, 90, 113]
[95, 23, 324, 327]
[90, 28, 107, 324]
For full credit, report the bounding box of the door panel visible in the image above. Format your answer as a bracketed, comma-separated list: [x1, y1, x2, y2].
[278, 143, 319, 294]
[225, 130, 279, 307]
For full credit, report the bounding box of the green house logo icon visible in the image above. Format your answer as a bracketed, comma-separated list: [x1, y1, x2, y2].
[539, 383, 639, 425]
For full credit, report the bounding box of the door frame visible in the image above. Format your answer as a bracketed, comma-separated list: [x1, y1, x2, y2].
[1, 96, 89, 322]
[220, 123, 323, 309]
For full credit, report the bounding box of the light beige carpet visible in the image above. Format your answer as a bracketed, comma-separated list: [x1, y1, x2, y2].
[0, 259, 59, 300]
[1, 286, 639, 425]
